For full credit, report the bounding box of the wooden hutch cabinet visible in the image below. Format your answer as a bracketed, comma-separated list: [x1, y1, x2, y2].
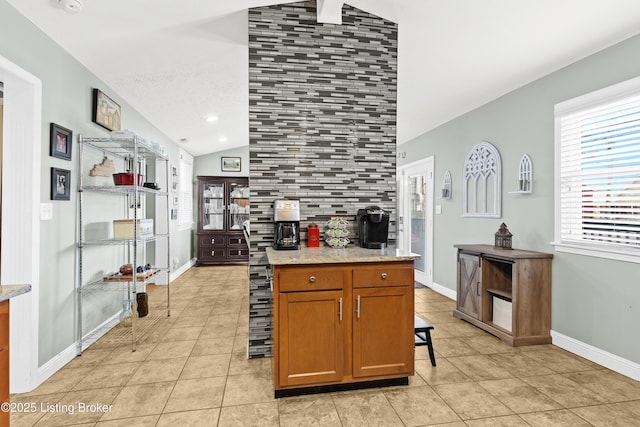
[453, 244, 552, 346]
[196, 176, 249, 264]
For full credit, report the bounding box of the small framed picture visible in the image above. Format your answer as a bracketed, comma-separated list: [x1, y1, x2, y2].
[222, 157, 241, 172]
[171, 165, 178, 192]
[51, 167, 71, 200]
[92, 88, 121, 131]
[50, 123, 72, 160]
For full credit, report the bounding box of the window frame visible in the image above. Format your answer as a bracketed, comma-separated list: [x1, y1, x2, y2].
[553, 75, 640, 264]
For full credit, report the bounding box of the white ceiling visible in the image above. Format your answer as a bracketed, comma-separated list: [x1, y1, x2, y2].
[7, 0, 640, 157]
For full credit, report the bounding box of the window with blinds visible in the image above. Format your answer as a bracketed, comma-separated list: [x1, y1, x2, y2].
[555, 76, 640, 262]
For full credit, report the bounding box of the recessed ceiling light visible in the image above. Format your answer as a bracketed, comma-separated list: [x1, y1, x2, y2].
[206, 115, 218, 123]
[219, 136, 228, 142]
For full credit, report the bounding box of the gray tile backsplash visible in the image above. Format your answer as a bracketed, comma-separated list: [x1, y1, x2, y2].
[247, 1, 398, 357]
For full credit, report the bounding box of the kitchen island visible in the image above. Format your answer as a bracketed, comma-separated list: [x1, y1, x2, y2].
[1, 284, 31, 426]
[266, 246, 418, 397]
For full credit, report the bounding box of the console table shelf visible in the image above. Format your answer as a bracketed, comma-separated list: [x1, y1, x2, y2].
[453, 244, 552, 346]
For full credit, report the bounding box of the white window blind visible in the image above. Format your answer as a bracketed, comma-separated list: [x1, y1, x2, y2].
[555, 77, 640, 260]
[178, 150, 193, 229]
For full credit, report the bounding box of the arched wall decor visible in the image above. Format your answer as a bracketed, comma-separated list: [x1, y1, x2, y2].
[518, 154, 533, 193]
[442, 170, 452, 199]
[462, 141, 502, 217]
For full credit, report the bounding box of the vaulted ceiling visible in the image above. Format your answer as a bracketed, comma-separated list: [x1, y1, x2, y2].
[6, 0, 640, 156]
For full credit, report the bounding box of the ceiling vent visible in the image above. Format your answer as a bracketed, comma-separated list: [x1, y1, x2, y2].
[58, 0, 83, 14]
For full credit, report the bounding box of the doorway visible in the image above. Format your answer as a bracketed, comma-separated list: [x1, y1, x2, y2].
[397, 157, 434, 286]
[1, 55, 42, 392]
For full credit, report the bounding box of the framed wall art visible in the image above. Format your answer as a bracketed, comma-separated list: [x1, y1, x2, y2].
[50, 123, 72, 160]
[51, 167, 71, 201]
[221, 156, 241, 172]
[171, 165, 178, 192]
[92, 88, 121, 131]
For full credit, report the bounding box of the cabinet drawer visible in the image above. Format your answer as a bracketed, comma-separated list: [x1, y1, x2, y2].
[278, 267, 345, 292]
[228, 236, 246, 246]
[198, 234, 226, 248]
[228, 248, 249, 258]
[198, 247, 227, 261]
[353, 264, 413, 288]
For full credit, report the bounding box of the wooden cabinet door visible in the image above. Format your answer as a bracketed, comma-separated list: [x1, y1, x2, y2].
[457, 252, 482, 319]
[278, 290, 344, 387]
[0, 301, 9, 427]
[353, 286, 413, 378]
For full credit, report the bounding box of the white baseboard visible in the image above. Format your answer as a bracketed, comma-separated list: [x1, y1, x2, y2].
[168, 258, 195, 283]
[17, 260, 199, 394]
[15, 310, 123, 393]
[428, 281, 456, 301]
[425, 283, 639, 382]
[551, 330, 640, 381]
[31, 343, 77, 392]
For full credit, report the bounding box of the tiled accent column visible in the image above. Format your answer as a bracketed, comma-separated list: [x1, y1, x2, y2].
[248, 1, 398, 358]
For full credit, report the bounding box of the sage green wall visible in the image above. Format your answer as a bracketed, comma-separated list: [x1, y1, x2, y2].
[193, 146, 249, 178]
[398, 33, 640, 364]
[0, 0, 191, 365]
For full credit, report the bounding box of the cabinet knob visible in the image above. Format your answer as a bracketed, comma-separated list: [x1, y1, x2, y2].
[381, 273, 388, 279]
[211, 250, 215, 256]
[211, 238, 215, 244]
[309, 276, 316, 283]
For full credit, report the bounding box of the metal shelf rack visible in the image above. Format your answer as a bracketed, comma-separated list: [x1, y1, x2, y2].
[77, 133, 171, 353]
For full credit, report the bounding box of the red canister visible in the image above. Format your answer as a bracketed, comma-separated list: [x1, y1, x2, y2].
[307, 223, 320, 247]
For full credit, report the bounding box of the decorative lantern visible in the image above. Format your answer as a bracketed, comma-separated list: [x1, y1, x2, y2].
[494, 223, 513, 249]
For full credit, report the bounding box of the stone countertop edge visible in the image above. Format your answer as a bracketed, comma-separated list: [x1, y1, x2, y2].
[0, 284, 32, 302]
[265, 245, 420, 265]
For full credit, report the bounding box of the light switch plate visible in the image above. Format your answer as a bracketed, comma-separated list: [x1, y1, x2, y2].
[40, 203, 53, 220]
[435, 205, 442, 214]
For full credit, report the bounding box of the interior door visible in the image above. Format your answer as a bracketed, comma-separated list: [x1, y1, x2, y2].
[397, 158, 434, 286]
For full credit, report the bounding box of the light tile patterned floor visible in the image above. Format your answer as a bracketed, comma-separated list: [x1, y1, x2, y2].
[10, 265, 640, 426]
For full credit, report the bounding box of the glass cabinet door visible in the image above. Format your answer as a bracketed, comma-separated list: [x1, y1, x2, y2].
[228, 182, 250, 231]
[202, 183, 224, 230]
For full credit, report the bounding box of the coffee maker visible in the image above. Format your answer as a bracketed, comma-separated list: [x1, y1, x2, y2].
[357, 206, 390, 249]
[274, 199, 300, 250]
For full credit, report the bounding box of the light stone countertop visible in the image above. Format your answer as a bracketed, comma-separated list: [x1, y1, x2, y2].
[0, 284, 32, 303]
[265, 245, 419, 265]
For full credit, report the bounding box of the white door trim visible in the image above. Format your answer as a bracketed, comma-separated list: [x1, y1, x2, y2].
[0, 54, 42, 393]
[398, 157, 434, 286]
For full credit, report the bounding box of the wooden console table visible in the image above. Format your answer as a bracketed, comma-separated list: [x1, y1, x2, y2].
[453, 244, 552, 346]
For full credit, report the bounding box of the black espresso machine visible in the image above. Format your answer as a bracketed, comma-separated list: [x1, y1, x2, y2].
[357, 206, 390, 249]
[274, 199, 300, 250]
